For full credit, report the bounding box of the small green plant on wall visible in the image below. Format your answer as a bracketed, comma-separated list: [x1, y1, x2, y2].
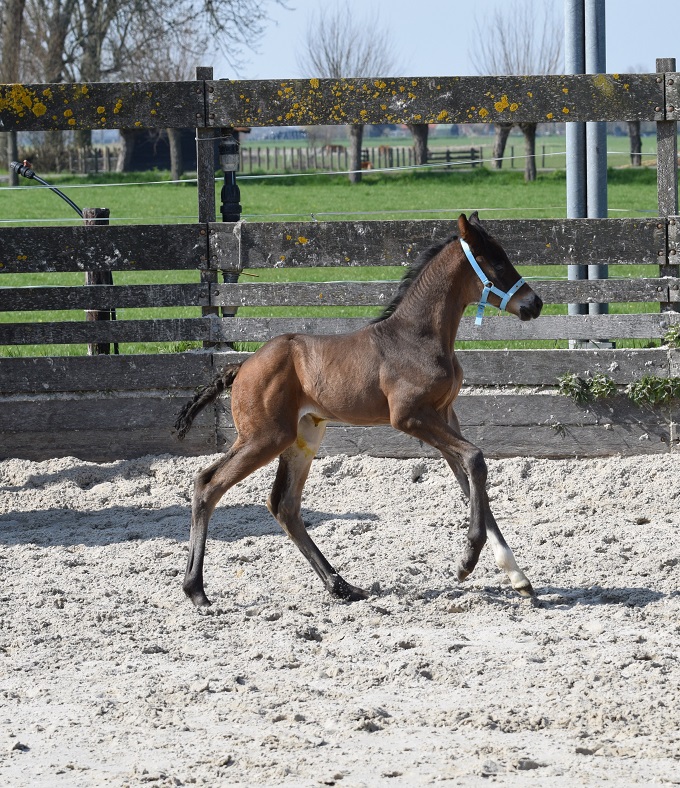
[558, 371, 680, 408]
[626, 375, 680, 407]
[557, 372, 617, 404]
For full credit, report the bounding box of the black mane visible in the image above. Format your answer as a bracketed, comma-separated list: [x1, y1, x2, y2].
[371, 232, 459, 323]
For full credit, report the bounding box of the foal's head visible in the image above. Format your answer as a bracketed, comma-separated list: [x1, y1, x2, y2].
[458, 212, 543, 322]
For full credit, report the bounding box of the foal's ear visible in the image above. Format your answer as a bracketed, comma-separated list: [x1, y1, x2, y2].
[457, 213, 471, 237]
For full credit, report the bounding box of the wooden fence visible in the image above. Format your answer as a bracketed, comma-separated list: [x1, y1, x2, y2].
[0, 65, 678, 461]
[238, 144, 483, 173]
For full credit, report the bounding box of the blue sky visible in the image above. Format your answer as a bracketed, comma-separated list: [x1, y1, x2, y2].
[213, 0, 678, 80]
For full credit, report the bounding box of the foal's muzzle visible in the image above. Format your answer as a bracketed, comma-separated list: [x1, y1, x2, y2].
[518, 293, 543, 321]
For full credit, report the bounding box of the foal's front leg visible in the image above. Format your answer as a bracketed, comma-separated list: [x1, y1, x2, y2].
[443, 408, 534, 597]
[393, 405, 489, 576]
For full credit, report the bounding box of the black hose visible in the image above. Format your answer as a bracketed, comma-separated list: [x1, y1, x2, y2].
[10, 160, 84, 218]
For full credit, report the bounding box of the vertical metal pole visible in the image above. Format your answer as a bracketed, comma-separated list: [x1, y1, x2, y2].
[585, 0, 609, 317]
[657, 57, 679, 316]
[565, 0, 588, 322]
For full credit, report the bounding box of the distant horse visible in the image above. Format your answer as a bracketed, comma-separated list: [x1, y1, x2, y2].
[175, 213, 543, 607]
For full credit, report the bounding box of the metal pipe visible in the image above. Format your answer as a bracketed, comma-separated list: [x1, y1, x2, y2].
[565, 0, 588, 318]
[585, 0, 609, 315]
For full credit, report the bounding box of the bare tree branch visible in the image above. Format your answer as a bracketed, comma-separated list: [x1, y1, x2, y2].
[470, 0, 563, 181]
[297, 1, 397, 183]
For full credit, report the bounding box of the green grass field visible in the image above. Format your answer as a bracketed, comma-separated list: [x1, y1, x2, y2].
[0, 159, 671, 356]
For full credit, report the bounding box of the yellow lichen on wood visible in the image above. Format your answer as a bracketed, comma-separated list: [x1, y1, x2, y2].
[0, 84, 46, 119]
[592, 73, 614, 96]
[494, 94, 510, 112]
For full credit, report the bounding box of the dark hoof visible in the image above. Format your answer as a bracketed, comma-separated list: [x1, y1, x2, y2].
[329, 574, 370, 602]
[184, 584, 212, 608]
[457, 564, 471, 583]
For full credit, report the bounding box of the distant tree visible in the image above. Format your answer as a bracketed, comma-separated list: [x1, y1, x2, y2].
[297, 2, 396, 183]
[1, 0, 27, 184]
[115, 22, 202, 178]
[408, 123, 428, 166]
[470, 0, 563, 181]
[17, 0, 286, 149]
[626, 65, 647, 166]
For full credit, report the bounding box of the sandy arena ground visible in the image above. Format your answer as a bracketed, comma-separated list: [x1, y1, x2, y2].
[1, 451, 679, 787]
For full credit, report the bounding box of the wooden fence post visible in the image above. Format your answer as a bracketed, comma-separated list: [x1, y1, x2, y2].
[657, 58, 678, 316]
[195, 66, 218, 348]
[84, 207, 114, 356]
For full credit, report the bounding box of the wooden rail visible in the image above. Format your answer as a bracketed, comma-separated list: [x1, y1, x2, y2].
[1, 73, 675, 133]
[1, 67, 678, 460]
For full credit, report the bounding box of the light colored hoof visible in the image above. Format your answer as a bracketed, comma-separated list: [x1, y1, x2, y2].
[515, 580, 535, 598]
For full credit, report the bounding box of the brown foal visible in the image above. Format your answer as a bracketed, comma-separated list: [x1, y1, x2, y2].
[175, 213, 543, 607]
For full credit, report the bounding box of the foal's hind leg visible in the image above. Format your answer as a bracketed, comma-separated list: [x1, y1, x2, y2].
[184, 436, 289, 607]
[267, 415, 369, 602]
[443, 408, 534, 597]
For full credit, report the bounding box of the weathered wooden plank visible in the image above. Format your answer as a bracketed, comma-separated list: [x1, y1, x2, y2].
[534, 278, 674, 303]
[457, 393, 672, 429]
[0, 353, 214, 394]
[0, 427, 214, 462]
[666, 73, 679, 122]
[0, 392, 210, 432]
[211, 313, 679, 343]
[0, 283, 208, 311]
[668, 348, 680, 377]
[216, 391, 669, 431]
[0, 348, 668, 397]
[209, 74, 664, 127]
[457, 348, 670, 385]
[212, 348, 671, 386]
[213, 317, 365, 342]
[0, 80, 203, 131]
[0, 318, 211, 345]
[211, 280, 397, 307]
[4, 277, 665, 314]
[209, 278, 675, 308]
[215, 422, 670, 459]
[210, 218, 664, 270]
[0, 218, 663, 274]
[460, 313, 680, 341]
[0, 225, 207, 274]
[4, 312, 674, 346]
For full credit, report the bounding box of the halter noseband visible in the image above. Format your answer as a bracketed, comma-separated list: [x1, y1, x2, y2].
[460, 238, 526, 326]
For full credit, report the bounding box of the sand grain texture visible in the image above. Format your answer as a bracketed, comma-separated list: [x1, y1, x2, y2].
[1, 452, 679, 786]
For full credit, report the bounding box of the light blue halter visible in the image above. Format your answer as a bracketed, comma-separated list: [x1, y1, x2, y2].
[459, 238, 526, 326]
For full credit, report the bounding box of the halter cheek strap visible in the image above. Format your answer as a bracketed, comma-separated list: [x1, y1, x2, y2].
[459, 238, 526, 326]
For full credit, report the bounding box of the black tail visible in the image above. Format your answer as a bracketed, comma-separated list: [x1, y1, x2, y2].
[174, 363, 242, 440]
